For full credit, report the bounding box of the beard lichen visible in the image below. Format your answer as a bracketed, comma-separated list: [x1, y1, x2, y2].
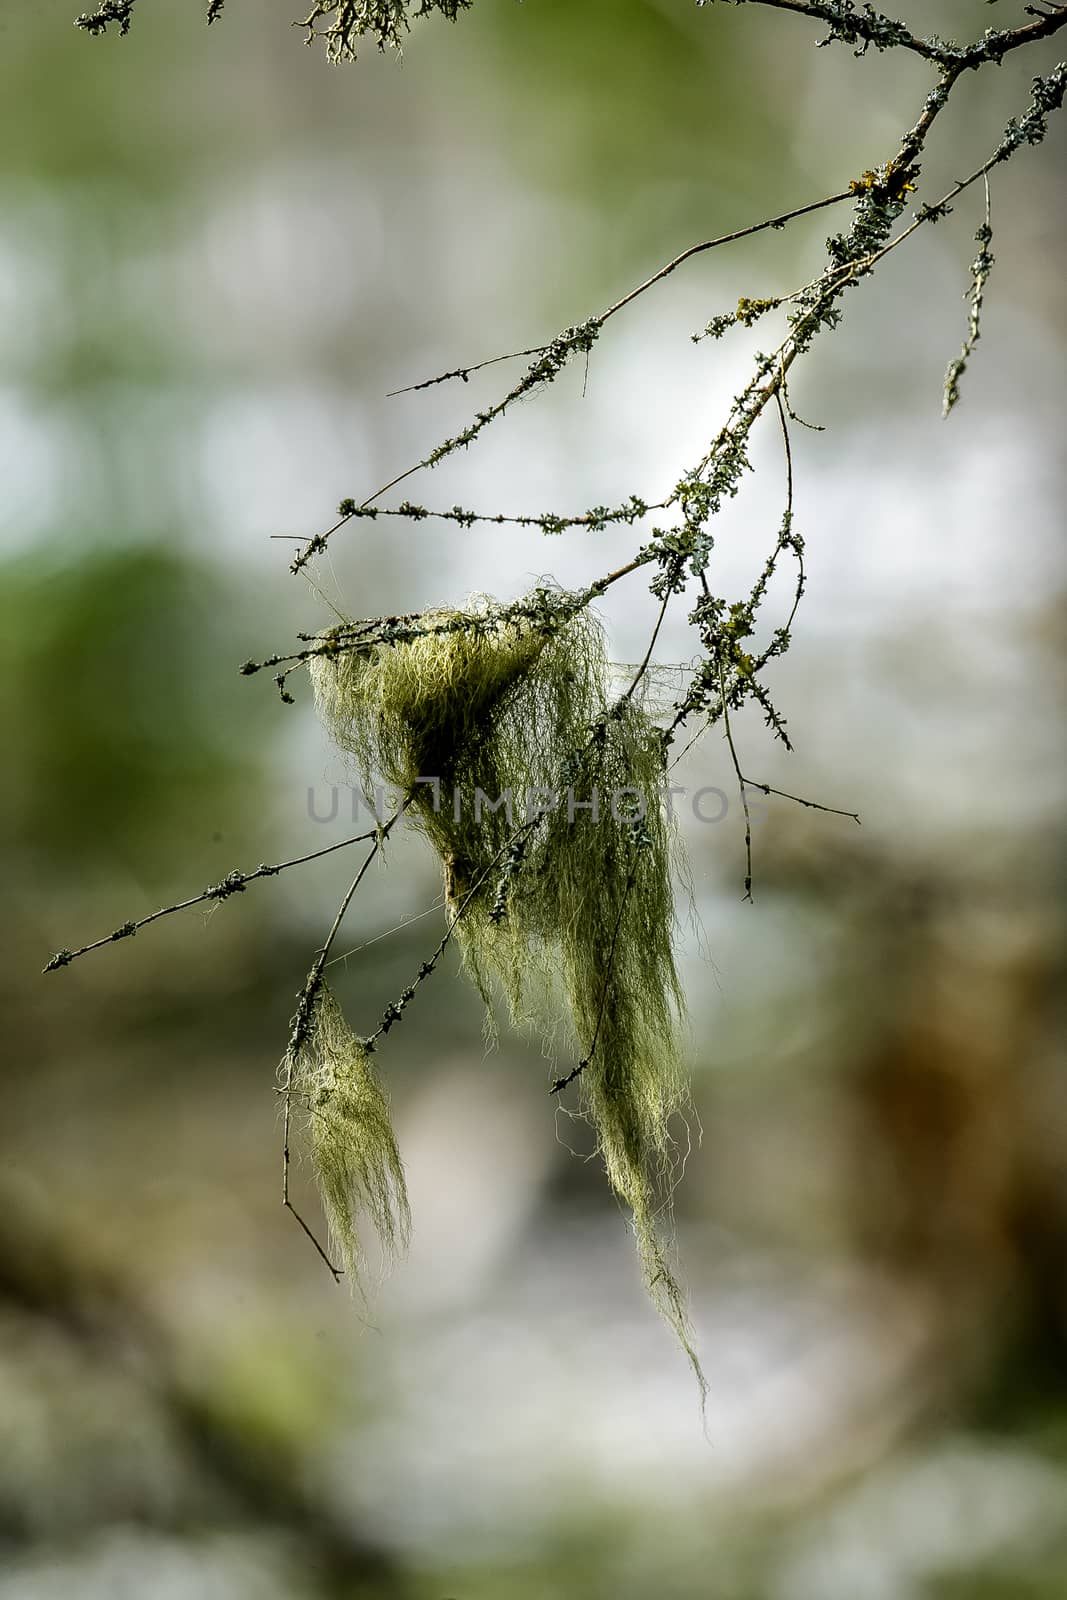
[309, 590, 703, 1395]
[294, 983, 411, 1282]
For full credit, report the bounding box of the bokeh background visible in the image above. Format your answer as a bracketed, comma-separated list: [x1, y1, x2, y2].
[2, 2, 1065, 1596]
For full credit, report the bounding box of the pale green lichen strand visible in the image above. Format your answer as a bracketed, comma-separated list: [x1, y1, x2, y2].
[310, 594, 702, 1391]
[294, 984, 410, 1281]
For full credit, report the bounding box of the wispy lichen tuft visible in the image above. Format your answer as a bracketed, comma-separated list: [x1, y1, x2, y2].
[293, 984, 410, 1283]
[541, 700, 702, 1399]
[310, 591, 702, 1390]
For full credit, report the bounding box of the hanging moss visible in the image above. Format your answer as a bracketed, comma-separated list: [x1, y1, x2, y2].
[310, 591, 702, 1393]
[526, 698, 702, 1399]
[293, 984, 410, 1282]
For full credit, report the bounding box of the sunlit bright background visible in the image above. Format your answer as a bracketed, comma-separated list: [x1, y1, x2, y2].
[3, 2, 1065, 1596]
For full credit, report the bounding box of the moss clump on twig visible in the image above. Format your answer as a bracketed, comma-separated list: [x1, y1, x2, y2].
[310, 591, 702, 1395]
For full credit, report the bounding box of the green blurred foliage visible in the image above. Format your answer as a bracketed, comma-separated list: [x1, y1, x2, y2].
[0, 545, 268, 874]
[479, 0, 762, 195]
[0, 0, 264, 182]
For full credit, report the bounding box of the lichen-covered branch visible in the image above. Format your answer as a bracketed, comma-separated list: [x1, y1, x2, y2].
[54, 0, 1067, 1401]
[943, 179, 994, 417]
[698, 0, 1067, 67]
[75, 0, 476, 57]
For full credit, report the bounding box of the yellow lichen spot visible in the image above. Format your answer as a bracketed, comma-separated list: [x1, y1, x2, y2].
[735, 296, 782, 328]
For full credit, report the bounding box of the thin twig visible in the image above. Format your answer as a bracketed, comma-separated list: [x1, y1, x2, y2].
[386, 342, 549, 396]
[748, 385, 806, 664]
[619, 568, 681, 706]
[717, 658, 755, 903]
[44, 828, 387, 974]
[279, 801, 410, 1279]
[741, 779, 861, 823]
[384, 190, 854, 399]
[289, 188, 854, 571]
[597, 189, 853, 326]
